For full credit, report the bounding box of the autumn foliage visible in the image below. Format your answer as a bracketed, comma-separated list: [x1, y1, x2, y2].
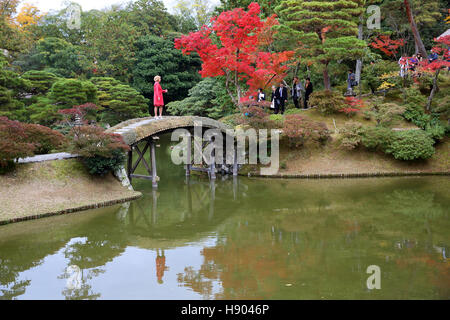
[370, 35, 406, 58]
[0, 117, 66, 168]
[68, 126, 129, 159]
[341, 97, 365, 117]
[58, 102, 99, 126]
[283, 114, 330, 148]
[67, 125, 130, 175]
[174, 2, 294, 106]
[0, 117, 35, 167]
[22, 123, 67, 154]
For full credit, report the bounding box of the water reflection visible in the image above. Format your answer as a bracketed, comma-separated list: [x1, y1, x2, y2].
[0, 173, 448, 299]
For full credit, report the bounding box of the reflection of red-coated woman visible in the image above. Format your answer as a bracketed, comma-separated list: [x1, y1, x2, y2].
[153, 75, 168, 119]
[156, 249, 167, 284]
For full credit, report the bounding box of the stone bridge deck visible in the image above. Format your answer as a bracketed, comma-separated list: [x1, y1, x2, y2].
[106, 116, 231, 146]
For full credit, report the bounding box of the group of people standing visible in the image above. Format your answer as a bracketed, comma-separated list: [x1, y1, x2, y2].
[153, 75, 314, 118]
[256, 77, 313, 115]
[398, 53, 425, 78]
[397, 50, 445, 78]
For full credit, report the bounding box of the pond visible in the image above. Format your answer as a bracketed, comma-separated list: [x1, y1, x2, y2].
[0, 134, 449, 300]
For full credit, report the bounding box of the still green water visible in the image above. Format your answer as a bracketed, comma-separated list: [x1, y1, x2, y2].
[0, 135, 449, 300]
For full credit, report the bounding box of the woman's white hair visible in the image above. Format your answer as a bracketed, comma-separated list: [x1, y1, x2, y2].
[154, 75, 161, 82]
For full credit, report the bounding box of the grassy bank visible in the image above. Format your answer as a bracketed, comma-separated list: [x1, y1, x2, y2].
[240, 136, 449, 177]
[0, 159, 142, 224]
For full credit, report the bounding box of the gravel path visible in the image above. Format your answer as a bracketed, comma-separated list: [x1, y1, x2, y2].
[18, 152, 78, 164]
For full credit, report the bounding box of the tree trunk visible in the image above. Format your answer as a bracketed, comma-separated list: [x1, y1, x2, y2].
[427, 68, 441, 111]
[355, 19, 363, 84]
[404, 0, 427, 58]
[323, 64, 331, 90]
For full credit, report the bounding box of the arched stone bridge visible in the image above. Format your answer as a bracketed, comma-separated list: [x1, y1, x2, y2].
[106, 116, 231, 146]
[106, 116, 237, 188]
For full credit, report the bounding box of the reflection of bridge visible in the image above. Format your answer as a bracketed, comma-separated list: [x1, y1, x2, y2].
[121, 176, 245, 241]
[106, 116, 239, 188]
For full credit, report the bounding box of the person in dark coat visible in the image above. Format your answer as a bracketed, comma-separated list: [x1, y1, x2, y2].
[274, 82, 288, 114]
[270, 85, 278, 111]
[304, 77, 313, 109]
[257, 88, 266, 102]
[291, 76, 305, 109]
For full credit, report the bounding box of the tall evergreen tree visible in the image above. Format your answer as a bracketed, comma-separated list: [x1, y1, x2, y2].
[275, 0, 367, 89]
[132, 35, 202, 105]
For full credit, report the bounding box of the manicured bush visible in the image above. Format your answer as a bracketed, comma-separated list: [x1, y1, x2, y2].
[21, 70, 59, 95]
[361, 126, 394, 152]
[68, 126, 130, 175]
[386, 130, 435, 161]
[373, 103, 406, 127]
[0, 117, 35, 169]
[402, 87, 430, 128]
[81, 149, 127, 176]
[425, 122, 446, 141]
[309, 90, 347, 115]
[339, 121, 364, 150]
[23, 123, 67, 154]
[283, 114, 330, 148]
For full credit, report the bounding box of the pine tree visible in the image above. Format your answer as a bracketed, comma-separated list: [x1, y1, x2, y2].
[21, 70, 59, 95]
[275, 0, 367, 90]
[90, 77, 148, 126]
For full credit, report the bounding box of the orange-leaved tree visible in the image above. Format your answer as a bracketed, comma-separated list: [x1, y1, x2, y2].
[174, 2, 294, 108]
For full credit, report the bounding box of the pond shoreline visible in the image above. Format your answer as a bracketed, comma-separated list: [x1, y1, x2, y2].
[0, 193, 142, 226]
[244, 171, 450, 179]
[0, 159, 142, 226]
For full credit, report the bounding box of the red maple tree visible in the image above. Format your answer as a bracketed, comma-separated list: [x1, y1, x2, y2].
[370, 35, 406, 59]
[174, 2, 294, 107]
[419, 35, 450, 110]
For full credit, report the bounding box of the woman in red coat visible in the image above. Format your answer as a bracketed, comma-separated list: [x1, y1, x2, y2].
[153, 75, 168, 119]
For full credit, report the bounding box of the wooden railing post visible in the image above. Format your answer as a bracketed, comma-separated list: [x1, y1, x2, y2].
[186, 133, 192, 176]
[210, 136, 216, 180]
[127, 148, 133, 183]
[151, 139, 158, 188]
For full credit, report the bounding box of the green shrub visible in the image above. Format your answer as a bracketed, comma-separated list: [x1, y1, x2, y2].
[402, 87, 430, 128]
[425, 122, 446, 141]
[219, 114, 240, 127]
[309, 90, 347, 115]
[373, 103, 405, 127]
[339, 121, 364, 150]
[269, 114, 284, 125]
[362, 61, 398, 93]
[21, 70, 59, 95]
[68, 126, 130, 175]
[417, 74, 433, 95]
[363, 110, 373, 120]
[82, 149, 127, 176]
[386, 130, 435, 161]
[361, 126, 394, 152]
